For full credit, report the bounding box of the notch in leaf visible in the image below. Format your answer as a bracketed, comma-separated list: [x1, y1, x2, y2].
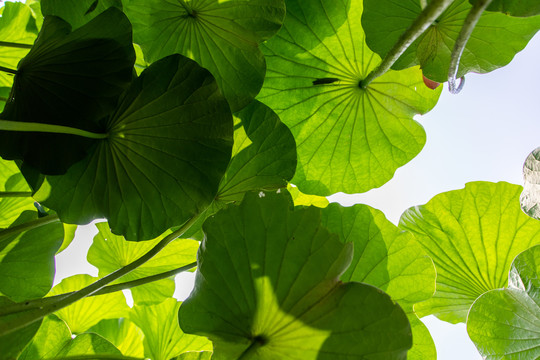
[0, 7, 135, 175]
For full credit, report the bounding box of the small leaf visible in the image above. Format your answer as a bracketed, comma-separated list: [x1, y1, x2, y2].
[362, 0, 540, 82]
[131, 298, 212, 360]
[467, 245, 540, 359]
[0, 8, 135, 174]
[258, 0, 441, 195]
[179, 191, 412, 359]
[400, 181, 540, 323]
[49, 274, 130, 333]
[41, 0, 123, 29]
[88, 318, 145, 358]
[33, 54, 234, 241]
[124, 0, 286, 111]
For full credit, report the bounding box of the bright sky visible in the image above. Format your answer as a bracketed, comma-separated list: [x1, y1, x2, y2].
[49, 19, 540, 360]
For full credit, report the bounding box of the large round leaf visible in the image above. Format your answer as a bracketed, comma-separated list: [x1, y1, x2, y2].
[399, 181, 540, 323]
[33, 54, 234, 241]
[467, 245, 540, 359]
[124, 0, 286, 111]
[520, 146, 540, 219]
[320, 203, 437, 360]
[362, 0, 540, 82]
[179, 191, 412, 359]
[0, 8, 135, 174]
[257, 0, 441, 195]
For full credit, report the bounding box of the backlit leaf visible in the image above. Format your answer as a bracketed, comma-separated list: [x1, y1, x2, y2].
[0, 297, 41, 360]
[400, 181, 540, 323]
[88, 318, 145, 358]
[258, 0, 441, 195]
[41, 0, 122, 29]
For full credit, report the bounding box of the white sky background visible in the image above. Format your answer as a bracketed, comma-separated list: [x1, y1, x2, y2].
[52, 31, 540, 360]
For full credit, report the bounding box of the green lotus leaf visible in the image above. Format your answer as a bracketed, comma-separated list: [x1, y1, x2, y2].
[18, 315, 71, 360]
[0, 87, 10, 112]
[0, 8, 135, 175]
[0, 297, 41, 360]
[0, 211, 63, 302]
[258, 0, 441, 195]
[470, 0, 540, 17]
[520, 146, 540, 219]
[33, 54, 234, 241]
[467, 245, 540, 359]
[287, 184, 329, 208]
[88, 318, 145, 358]
[173, 352, 212, 360]
[124, 0, 285, 111]
[41, 0, 122, 29]
[49, 274, 130, 333]
[362, 0, 540, 82]
[399, 181, 540, 323]
[131, 278, 176, 306]
[0, 159, 34, 229]
[57, 223, 77, 254]
[179, 191, 412, 359]
[131, 298, 212, 360]
[320, 203, 436, 360]
[0, 2, 38, 88]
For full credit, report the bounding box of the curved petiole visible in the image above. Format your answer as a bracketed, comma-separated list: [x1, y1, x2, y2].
[0, 120, 109, 140]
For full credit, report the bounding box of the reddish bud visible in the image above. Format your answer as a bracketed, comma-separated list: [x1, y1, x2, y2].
[422, 74, 440, 90]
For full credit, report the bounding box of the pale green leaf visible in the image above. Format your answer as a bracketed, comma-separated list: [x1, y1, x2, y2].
[124, 0, 286, 111]
[131, 278, 176, 306]
[400, 181, 540, 323]
[179, 191, 412, 359]
[258, 0, 441, 195]
[131, 298, 212, 360]
[18, 315, 71, 360]
[49, 274, 130, 334]
[88, 318, 145, 358]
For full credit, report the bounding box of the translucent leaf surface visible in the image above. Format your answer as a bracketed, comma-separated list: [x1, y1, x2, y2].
[18, 315, 70, 360]
[520, 146, 540, 219]
[321, 203, 436, 360]
[0, 297, 41, 360]
[258, 0, 441, 195]
[363, 0, 540, 82]
[131, 298, 212, 360]
[41, 0, 122, 29]
[467, 245, 540, 359]
[49, 274, 129, 333]
[470, 0, 540, 17]
[173, 352, 212, 360]
[0, 159, 34, 229]
[0, 8, 135, 174]
[88, 318, 145, 358]
[0, 212, 63, 302]
[179, 191, 412, 359]
[400, 181, 540, 323]
[0, 2, 37, 87]
[34, 54, 233, 241]
[124, 0, 286, 111]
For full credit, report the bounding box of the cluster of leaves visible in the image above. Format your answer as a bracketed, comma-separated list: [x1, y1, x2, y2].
[0, 0, 540, 359]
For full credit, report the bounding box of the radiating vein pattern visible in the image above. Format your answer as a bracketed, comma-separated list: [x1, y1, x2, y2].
[258, 0, 440, 195]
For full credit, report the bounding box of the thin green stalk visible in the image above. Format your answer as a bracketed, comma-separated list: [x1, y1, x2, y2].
[447, 0, 493, 94]
[0, 65, 17, 75]
[0, 120, 109, 140]
[0, 214, 59, 245]
[0, 214, 201, 336]
[0, 261, 198, 316]
[361, 0, 456, 88]
[0, 41, 33, 49]
[0, 191, 33, 198]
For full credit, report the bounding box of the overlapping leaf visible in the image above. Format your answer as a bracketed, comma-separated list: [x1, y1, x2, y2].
[41, 0, 122, 29]
[33, 54, 234, 241]
[124, 0, 286, 111]
[363, 0, 540, 82]
[0, 159, 34, 228]
[0, 2, 37, 88]
[0, 8, 135, 174]
[520, 146, 540, 219]
[400, 181, 540, 323]
[0, 297, 41, 360]
[467, 245, 540, 359]
[131, 298, 212, 360]
[179, 191, 412, 359]
[88, 318, 145, 358]
[258, 0, 441, 195]
[49, 274, 130, 333]
[470, 0, 540, 17]
[320, 203, 436, 360]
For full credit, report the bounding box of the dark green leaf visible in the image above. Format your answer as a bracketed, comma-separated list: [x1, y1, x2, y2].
[0, 7, 135, 175]
[33, 54, 234, 241]
[41, 0, 123, 29]
[467, 245, 540, 359]
[258, 0, 441, 195]
[0, 297, 41, 360]
[363, 0, 540, 82]
[471, 0, 540, 17]
[124, 0, 286, 111]
[321, 203, 436, 360]
[400, 181, 540, 323]
[179, 191, 412, 359]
